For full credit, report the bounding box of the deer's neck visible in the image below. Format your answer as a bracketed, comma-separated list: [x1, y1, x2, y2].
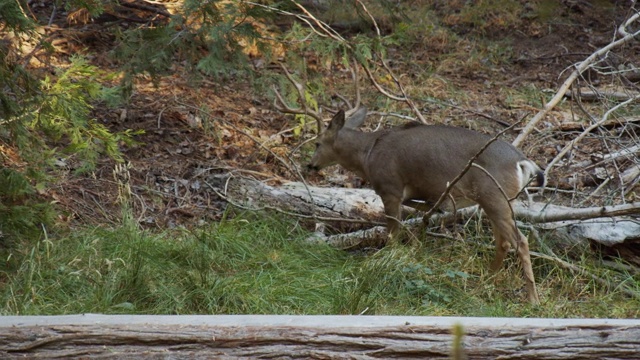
[333, 130, 381, 180]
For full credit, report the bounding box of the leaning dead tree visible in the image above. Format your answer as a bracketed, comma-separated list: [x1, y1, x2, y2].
[2, 314, 640, 359]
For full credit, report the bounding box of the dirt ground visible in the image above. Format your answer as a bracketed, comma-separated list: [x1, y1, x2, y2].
[27, 1, 639, 232]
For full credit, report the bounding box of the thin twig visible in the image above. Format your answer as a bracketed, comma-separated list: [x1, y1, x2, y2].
[362, 65, 405, 101]
[293, 2, 346, 42]
[272, 63, 324, 130]
[375, 54, 428, 124]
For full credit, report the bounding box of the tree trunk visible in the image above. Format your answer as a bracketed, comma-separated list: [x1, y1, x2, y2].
[1, 314, 639, 359]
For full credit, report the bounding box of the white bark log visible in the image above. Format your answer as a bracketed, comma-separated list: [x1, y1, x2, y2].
[512, 201, 640, 225]
[206, 174, 386, 224]
[536, 218, 640, 253]
[621, 165, 640, 188]
[209, 175, 639, 250]
[567, 88, 640, 101]
[1, 314, 639, 359]
[556, 116, 640, 131]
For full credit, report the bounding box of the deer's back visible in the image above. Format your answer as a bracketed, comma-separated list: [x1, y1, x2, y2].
[365, 124, 528, 203]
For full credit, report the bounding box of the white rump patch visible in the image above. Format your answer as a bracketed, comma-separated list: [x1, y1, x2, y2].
[516, 160, 540, 190]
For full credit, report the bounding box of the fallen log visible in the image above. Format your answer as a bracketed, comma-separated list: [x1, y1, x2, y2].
[566, 88, 640, 102]
[1, 314, 639, 359]
[208, 175, 639, 254]
[555, 116, 640, 131]
[206, 174, 386, 225]
[513, 201, 640, 224]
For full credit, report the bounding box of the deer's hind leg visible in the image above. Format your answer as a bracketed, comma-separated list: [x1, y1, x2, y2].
[481, 198, 539, 304]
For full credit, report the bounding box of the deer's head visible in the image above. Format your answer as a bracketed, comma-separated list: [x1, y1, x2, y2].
[308, 108, 368, 172]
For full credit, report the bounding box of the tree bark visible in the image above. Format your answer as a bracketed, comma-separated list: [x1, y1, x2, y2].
[207, 174, 386, 224]
[1, 314, 639, 359]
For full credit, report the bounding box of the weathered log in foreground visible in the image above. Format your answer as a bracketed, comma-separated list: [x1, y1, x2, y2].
[1, 315, 639, 359]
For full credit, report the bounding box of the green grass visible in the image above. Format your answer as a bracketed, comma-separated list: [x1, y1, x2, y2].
[1, 212, 638, 317]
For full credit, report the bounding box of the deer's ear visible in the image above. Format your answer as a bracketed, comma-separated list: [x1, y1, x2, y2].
[326, 110, 346, 134]
[345, 107, 367, 129]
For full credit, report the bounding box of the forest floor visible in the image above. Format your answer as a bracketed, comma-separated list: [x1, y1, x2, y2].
[31, 1, 639, 234]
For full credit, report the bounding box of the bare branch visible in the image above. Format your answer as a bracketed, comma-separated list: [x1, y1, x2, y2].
[512, 13, 640, 147]
[617, 11, 640, 37]
[251, 0, 428, 125]
[272, 63, 324, 132]
[175, 99, 298, 180]
[353, 2, 427, 124]
[362, 65, 405, 101]
[376, 55, 428, 124]
[293, 2, 346, 42]
[274, 62, 364, 135]
[355, 0, 380, 36]
[244, 1, 334, 39]
[357, 2, 426, 121]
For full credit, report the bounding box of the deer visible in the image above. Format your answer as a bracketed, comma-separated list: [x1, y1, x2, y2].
[274, 66, 543, 304]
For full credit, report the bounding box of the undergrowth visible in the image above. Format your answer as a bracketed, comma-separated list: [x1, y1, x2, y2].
[1, 212, 638, 317]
